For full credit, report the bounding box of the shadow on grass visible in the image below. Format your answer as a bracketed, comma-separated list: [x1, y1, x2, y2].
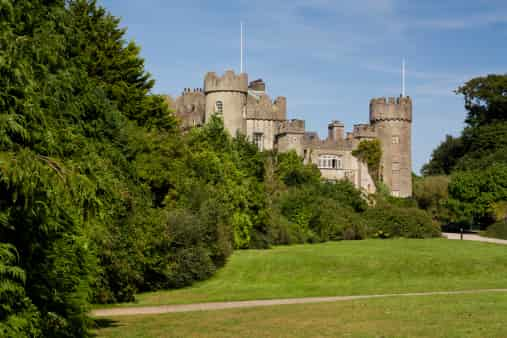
[92, 318, 122, 336]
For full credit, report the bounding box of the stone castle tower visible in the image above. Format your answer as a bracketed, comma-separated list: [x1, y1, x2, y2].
[172, 70, 413, 197]
[203, 70, 248, 136]
[370, 96, 412, 197]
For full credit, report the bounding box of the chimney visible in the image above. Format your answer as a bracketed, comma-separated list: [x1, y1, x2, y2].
[328, 120, 344, 141]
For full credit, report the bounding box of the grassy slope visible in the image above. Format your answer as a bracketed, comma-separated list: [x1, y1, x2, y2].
[109, 239, 507, 307]
[94, 292, 507, 338]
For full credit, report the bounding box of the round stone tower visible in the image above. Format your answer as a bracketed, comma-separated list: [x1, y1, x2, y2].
[203, 70, 248, 136]
[369, 96, 412, 197]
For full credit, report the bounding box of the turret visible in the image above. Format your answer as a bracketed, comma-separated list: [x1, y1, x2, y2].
[204, 70, 248, 136]
[369, 96, 412, 123]
[369, 96, 412, 197]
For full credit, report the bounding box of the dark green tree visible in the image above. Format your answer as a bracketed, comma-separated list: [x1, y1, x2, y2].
[421, 135, 465, 175]
[457, 74, 507, 128]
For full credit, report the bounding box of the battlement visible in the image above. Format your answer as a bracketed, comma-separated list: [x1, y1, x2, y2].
[278, 119, 305, 135]
[204, 70, 248, 94]
[246, 94, 287, 120]
[303, 131, 354, 150]
[174, 89, 205, 114]
[352, 124, 377, 139]
[182, 88, 204, 95]
[369, 96, 412, 122]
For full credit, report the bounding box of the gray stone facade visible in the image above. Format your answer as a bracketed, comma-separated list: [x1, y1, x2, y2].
[169, 70, 413, 197]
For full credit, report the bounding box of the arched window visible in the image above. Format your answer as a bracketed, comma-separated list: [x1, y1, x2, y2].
[215, 101, 223, 114]
[318, 155, 342, 169]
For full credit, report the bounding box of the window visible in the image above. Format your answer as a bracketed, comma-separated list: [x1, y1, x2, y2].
[392, 135, 400, 144]
[318, 155, 342, 169]
[253, 132, 264, 151]
[215, 101, 223, 114]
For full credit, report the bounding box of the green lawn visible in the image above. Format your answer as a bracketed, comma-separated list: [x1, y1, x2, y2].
[94, 292, 507, 337]
[104, 238, 507, 307]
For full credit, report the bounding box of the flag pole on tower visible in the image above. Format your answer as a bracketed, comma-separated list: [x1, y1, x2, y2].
[402, 58, 406, 97]
[240, 22, 244, 73]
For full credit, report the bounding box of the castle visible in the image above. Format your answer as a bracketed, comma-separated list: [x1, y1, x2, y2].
[170, 70, 412, 197]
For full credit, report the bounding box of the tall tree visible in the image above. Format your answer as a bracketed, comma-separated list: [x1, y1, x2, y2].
[457, 74, 507, 128]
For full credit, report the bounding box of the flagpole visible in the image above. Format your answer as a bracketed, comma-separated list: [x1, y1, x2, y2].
[402, 58, 405, 97]
[240, 22, 244, 73]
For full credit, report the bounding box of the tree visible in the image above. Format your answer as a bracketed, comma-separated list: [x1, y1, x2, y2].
[456, 74, 507, 128]
[421, 135, 465, 175]
[447, 164, 507, 228]
[275, 151, 321, 187]
[413, 175, 450, 224]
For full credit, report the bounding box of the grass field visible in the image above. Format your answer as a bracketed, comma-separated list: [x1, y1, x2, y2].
[94, 292, 507, 337]
[105, 238, 507, 307]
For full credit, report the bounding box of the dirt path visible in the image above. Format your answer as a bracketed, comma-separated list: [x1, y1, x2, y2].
[91, 289, 507, 317]
[443, 232, 507, 245]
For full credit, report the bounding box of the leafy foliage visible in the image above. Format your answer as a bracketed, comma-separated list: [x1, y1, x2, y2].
[352, 140, 382, 183]
[421, 135, 465, 175]
[0, 244, 40, 337]
[483, 221, 507, 240]
[456, 74, 507, 128]
[363, 206, 440, 239]
[413, 175, 451, 223]
[447, 164, 507, 228]
[275, 151, 321, 187]
[422, 74, 507, 229]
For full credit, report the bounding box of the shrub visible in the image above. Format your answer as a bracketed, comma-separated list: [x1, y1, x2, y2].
[483, 221, 507, 240]
[0, 244, 41, 337]
[310, 201, 369, 241]
[363, 206, 441, 239]
[141, 209, 217, 291]
[447, 164, 507, 228]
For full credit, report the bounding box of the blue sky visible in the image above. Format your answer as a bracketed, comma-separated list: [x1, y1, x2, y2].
[99, 0, 507, 173]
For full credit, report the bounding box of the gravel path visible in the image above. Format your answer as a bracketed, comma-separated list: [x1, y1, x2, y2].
[91, 289, 507, 317]
[443, 232, 507, 245]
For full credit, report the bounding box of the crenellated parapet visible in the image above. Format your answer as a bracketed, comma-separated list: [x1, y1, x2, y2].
[246, 94, 287, 120]
[173, 89, 206, 130]
[369, 96, 412, 123]
[303, 137, 354, 150]
[352, 124, 377, 139]
[204, 70, 248, 94]
[277, 119, 305, 135]
[174, 88, 205, 114]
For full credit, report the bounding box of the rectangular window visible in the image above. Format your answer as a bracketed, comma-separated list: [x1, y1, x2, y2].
[253, 133, 264, 151]
[392, 135, 400, 144]
[318, 155, 342, 169]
